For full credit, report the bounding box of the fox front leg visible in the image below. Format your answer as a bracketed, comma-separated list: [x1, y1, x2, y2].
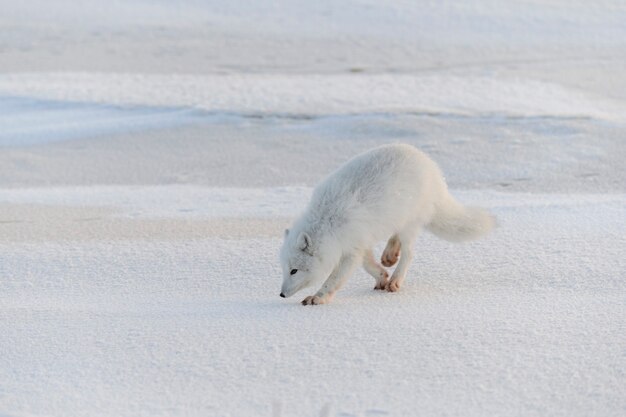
[362, 248, 389, 290]
[302, 253, 358, 305]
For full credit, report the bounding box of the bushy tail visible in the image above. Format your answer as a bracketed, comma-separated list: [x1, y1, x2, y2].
[426, 194, 496, 242]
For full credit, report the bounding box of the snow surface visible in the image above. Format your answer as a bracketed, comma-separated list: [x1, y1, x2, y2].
[1, 73, 625, 120]
[1, 1, 625, 417]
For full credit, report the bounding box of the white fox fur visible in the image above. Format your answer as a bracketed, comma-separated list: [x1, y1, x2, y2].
[280, 143, 495, 305]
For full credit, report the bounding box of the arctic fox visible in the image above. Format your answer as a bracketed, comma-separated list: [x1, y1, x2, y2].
[280, 143, 495, 305]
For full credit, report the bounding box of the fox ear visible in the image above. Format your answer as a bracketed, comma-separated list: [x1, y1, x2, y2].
[297, 232, 313, 254]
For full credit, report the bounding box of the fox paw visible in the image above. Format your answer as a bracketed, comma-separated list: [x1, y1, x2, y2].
[385, 279, 401, 292]
[301, 295, 324, 305]
[381, 249, 400, 267]
[374, 271, 389, 290]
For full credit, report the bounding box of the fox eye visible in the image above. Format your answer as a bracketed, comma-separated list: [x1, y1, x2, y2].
[290, 269, 298, 275]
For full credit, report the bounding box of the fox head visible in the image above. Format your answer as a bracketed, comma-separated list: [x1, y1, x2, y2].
[279, 229, 326, 298]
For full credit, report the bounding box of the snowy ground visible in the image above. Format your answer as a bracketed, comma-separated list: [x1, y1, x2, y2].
[1, 1, 625, 417]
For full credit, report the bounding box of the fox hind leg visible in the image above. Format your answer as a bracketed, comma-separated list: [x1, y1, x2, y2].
[363, 249, 389, 290]
[386, 229, 419, 292]
[381, 234, 401, 267]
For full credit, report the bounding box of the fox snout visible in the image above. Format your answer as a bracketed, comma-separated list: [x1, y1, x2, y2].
[280, 285, 299, 299]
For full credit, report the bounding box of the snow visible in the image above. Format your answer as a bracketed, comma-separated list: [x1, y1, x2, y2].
[0, 186, 309, 219]
[1, 192, 625, 416]
[0, 97, 204, 147]
[1, 73, 624, 120]
[1, 1, 625, 417]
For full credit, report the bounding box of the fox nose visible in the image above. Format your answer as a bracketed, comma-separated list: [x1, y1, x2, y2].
[280, 293, 285, 298]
